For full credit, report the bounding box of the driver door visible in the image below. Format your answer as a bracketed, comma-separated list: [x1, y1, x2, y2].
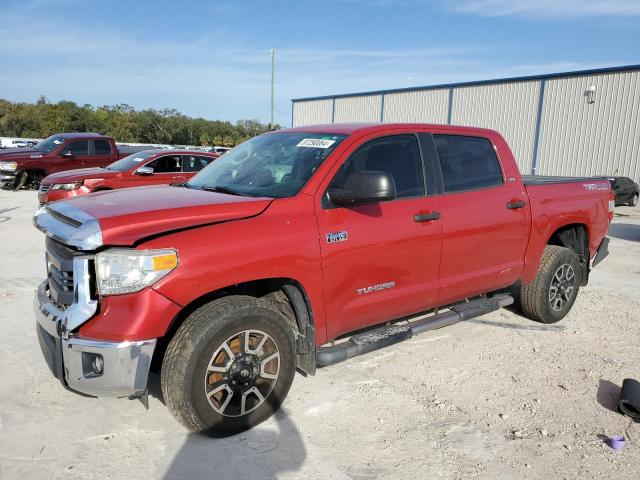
[315, 133, 443, 340]
[55, 140, 89, 173]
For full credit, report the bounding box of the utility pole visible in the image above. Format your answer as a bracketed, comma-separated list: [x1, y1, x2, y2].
[270, 48, 276, 129]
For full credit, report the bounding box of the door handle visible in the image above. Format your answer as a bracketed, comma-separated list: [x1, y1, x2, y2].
[414, 211, 441, 222]
[507, 200, 527, 209]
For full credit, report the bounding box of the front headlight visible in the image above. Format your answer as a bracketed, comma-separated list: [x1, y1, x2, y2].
[95, 249, 178, 295]
[51, 182, 83, 191]
[0, 161, 18, 171]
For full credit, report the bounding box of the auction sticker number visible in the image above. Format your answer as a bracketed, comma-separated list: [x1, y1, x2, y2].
[297, 138, 336, 149]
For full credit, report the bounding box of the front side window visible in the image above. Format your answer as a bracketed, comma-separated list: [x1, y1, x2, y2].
[188, 132, 347, 198]
[63, 140, 89, 156]
[329, 135, 424, 199]
[434, 135, 503, 193]
[94, 139, 112, 155]
[147, 155, 182, 173]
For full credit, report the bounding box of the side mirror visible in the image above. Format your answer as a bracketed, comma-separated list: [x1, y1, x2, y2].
[135, 166, 154, 176]
[328, 170, 396, 207]
[61, 150, 73, 157]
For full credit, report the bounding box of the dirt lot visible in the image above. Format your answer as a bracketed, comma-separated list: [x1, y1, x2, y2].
[0, 190, 639, 480]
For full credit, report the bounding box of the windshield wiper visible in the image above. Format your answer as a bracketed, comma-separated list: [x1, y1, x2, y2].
[201, 184, 244, 196]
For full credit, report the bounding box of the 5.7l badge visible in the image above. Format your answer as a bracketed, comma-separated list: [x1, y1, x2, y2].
[326, 231, 348, 243]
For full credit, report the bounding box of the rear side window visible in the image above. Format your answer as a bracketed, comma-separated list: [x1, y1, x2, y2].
[65, 140, 89, 156]
[434, 135, 503, 193]
[94, 139, 112, 155]
[330, 135, 424, 199]
[182, 155, 213, 172]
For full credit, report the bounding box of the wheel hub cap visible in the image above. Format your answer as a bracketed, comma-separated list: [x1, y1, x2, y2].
[549, 263, 576, 312]
[204, 329, 280, 417]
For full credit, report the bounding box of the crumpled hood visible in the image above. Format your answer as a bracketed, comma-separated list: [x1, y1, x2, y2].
[55, 185, 272, 247]
[43, 167, 113, 184]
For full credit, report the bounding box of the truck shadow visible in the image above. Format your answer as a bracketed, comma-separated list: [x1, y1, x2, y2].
[467, 318, 567, 332]
[160, 409, 307, 480]
[608, 223, 640, 242]
[147, 374, 307, 479]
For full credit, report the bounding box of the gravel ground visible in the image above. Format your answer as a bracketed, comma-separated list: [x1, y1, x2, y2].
[0, 190, 638, 480]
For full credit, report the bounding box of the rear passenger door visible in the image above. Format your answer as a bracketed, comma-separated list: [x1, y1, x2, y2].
[83, 139, 116, 169]
[316, 133, 443, 340]
[432, 134, 530, 304]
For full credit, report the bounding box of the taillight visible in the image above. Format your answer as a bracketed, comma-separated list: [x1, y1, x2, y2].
[608, 192, 615, 222]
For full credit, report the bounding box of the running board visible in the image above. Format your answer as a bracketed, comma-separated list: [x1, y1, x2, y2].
[316, 294, 514, 367]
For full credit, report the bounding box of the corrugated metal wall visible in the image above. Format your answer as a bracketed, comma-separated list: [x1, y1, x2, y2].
[292, 99, 333, 126]
[334, 94, 382, 122]
[382, 89, 449, 123]
[291, 66, 640, 180]
[536, 71, 640, 179]
[451, 81, 540, 175]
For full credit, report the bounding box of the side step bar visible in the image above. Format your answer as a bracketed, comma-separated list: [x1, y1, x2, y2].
[316, 294, 514, 367]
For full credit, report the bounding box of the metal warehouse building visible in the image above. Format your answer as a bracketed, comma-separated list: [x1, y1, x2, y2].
[291, 64, 640, 180]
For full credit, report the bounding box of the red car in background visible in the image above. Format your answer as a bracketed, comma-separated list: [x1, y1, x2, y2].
[38, 149, 219, 204]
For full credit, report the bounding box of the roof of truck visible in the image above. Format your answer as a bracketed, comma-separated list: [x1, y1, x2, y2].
[278, 122, 498, 136]
[56, 133, 110, 139]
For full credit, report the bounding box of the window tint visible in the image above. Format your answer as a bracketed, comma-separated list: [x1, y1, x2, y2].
[64, 140, 89, 156]
[434, 135, 503, 193]
[329, 135, 424, 199]
[147, 155, 182, 173]
[94, 139, 112, 155]
[182, 155, 213, 172]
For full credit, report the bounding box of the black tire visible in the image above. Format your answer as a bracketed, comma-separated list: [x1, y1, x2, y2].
[25, 170, 44, 190]
[519, 245, 581, 324]
[161, 295, 296, 437]
[630, 193, 639, 207]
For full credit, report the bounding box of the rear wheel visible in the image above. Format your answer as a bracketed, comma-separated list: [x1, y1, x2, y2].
[161, 295, 296, 436]
[519, 245, 581, 324]
[630, 193, 639, 207]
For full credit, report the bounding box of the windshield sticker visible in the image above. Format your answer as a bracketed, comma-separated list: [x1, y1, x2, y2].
[132, 157, 145, 162]
[53, 139, 64, 144]
[297, 138, 336, 149]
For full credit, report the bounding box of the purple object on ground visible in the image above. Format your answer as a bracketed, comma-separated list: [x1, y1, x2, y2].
[606, 436, 625, 450]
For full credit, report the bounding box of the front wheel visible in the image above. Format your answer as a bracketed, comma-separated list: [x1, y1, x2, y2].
[518, 245, 581, 324]
[161, 295, 296, 436]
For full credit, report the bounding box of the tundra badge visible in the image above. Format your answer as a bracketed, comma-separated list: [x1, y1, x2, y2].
[357, 282, 396, 295]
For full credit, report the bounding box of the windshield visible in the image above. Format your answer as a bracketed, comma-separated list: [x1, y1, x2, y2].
[106, 151, 157, 171]
[187, 132, 347, 198]
[34, 135, 66, 153]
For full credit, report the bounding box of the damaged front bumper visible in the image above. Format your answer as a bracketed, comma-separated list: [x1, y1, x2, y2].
[0, 170, 18, 188]
[34, 280, 156, 398]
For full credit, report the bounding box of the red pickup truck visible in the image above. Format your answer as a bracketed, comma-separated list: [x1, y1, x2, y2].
[38, 149, 219, 204]
[33, 123, 612, 436]
[0, 133, 143, 190]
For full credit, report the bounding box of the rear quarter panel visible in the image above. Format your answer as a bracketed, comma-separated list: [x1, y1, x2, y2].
[522, 179, 611, 283]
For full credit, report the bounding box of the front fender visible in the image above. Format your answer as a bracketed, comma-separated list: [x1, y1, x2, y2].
[140, 196, 329, 344]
